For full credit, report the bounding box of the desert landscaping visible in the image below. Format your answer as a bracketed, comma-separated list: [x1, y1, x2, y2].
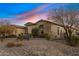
[0, 38, 79, 56]
[0, 3, 79, 56]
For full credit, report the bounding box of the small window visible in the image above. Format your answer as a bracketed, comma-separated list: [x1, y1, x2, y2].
[39, 24, 44, 28]
[57, 27, 59, 35]
[41, 30, 44, 34]
[76, 32, 79, 35]
[61, 30, 62, 33]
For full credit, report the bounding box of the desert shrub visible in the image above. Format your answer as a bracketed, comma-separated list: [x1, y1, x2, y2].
[6, 42, 23, 48]
[0, 36, 5, 42]
[0, 38, 4, 42]
[18, 34, 24, 41]
[6, 42, 16, 48]
[23, 33, 31, 40]
[32, 28, 39, 37]
[6, 35, 17, 38]
[46, 35, 50, 40]
[43, 33, 50, 40]
[16, 43, 23, 47]
[68, 36, 79, 46]
[19, 38, 23, 41]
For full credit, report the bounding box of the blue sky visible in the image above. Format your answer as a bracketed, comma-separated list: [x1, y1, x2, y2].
[0, 3, 68, 18]
[0, 3, 79, 26]
[0, 3, 44, 18]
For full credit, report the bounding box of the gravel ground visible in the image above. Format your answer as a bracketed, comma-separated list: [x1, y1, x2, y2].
[0, 38, 79, 56]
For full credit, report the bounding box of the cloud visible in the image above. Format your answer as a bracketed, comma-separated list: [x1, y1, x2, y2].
[0, 4, 51, 25]
[15, 4, 51, 19]
[0, 4, 64, 25]
[23, 12, 48, 23]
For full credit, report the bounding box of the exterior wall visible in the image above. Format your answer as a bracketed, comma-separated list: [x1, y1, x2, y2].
[11, 30, 16, 35]
[1, 28, 26, 36]
[50, 24, 65, 38]
[26, 21, 51, 35]
[25, 20, 78, 39]
[15, 28, 25, 36]
[26, 20, 66, 38]
[36, 21, 51, 35]
[27, 25, 37, 34]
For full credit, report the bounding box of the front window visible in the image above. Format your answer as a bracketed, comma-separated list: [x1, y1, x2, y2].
[39, 24, 44, 29]
[57, 27, 59, 35]
[41, 30, 44, 34]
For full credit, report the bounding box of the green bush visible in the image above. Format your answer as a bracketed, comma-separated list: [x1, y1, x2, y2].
[43, 33, 50, 40]
[32, 28, 39, 37]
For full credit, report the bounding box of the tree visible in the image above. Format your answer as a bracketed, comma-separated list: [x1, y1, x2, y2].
[0, 25, 16, 37]
[48, 7, 79, 45]
[0, 20, 16, 39]
[32, 28, 39, 37]
[0, 20, 11, 25]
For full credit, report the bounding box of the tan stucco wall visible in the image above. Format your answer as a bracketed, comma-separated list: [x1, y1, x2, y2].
[36, 21, 51, 35]
[37, 21, 65, 37]
[26, 20, 66, 38]
[15, 28, 25, 36]
[50, 24, 65, 38]
[27, 21, 51, 35]
[27, 25, 37, 34]
[26, 20, 77, 37]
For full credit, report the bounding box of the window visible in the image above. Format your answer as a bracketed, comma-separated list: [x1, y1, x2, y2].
[39, 24, 44, 28]
[76, 32, 79, 35]
[61, 30, 62, 33]
[57, 27, 59, 35]
[41, 30, 44, 34]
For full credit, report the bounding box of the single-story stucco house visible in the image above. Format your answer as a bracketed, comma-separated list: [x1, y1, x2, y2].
[10, 25, 27, 36]
[25, 19, 78, 39]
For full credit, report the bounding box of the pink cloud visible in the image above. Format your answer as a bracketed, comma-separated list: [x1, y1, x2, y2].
[0, 4, 51, 25]
[16, 4, 50, 18]
[23, 12, 48, 23]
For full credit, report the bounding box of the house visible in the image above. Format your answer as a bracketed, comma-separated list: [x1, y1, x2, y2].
[10, 25, 27, 36]
[0, 25, 27, 37]
[25, 20, 66, 38]
[24, 22, 37, 34]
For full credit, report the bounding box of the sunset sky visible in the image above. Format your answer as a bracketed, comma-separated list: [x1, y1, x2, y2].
[0, 3, 79, 26]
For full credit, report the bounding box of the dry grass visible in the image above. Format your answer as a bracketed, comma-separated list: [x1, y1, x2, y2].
[6, 42, 23, 48]
[6, 42, 16, 48]
[0, 38, 79, 56]
[16, 42, 23, 47]
[6, 39, 23, 48]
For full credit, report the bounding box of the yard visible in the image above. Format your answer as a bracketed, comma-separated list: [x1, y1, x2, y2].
[0, 38, 79, 56]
